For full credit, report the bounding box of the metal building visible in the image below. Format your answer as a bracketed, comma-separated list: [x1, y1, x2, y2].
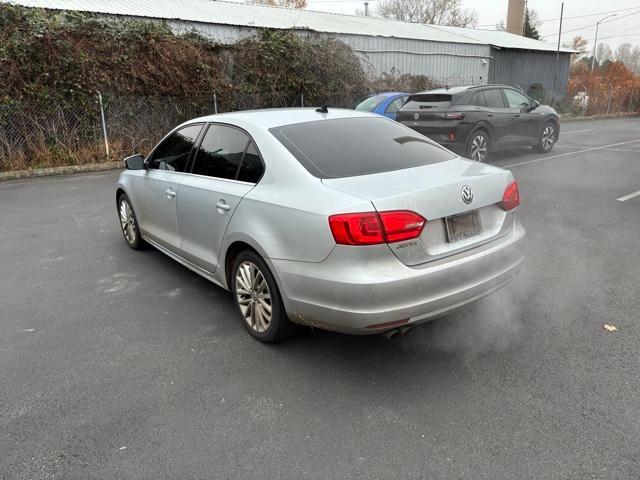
[7, 0, 574, 97]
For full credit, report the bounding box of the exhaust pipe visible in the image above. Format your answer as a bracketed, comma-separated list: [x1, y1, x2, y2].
[383, 326, 414, 339]
[383, 329, 400, 339]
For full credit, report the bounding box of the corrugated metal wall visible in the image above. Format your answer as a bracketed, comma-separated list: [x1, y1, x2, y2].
[133, 17, 572, 95]
[166, 19, 491, 86]
[488, 48, 571, 98]
[335, 34, 491, 86]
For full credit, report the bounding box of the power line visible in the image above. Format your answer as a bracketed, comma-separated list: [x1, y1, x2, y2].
[542, 10, 640, 38]
[477, 6, 640, 28]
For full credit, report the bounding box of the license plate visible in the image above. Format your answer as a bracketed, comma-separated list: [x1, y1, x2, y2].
[445, 210, 481, 242]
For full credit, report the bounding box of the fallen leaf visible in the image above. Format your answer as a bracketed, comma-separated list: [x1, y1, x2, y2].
[604, 324, 618, 332]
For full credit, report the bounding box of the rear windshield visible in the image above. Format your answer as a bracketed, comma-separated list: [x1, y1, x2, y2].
[354, 95, 386, 112]
[402, 94, 453, 110]
[270, 117, 457, 179]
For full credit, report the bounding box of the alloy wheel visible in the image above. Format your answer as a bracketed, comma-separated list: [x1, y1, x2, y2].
[235, 261, 272, 333]
[542, 125, 555, 151]
[470, 134, 488, 161]
[119, 199, 137, 245]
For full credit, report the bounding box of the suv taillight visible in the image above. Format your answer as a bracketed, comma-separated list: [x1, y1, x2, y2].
[442, 112, 465, 120]
[329, 211, 426, 246]
[501, 181, 520, 211]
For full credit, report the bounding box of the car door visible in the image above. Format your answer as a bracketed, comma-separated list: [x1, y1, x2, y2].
[177, 124, 264, 273]
[383, 95, 409, 120]
[503, 88, 539, 144]
[481, 88, 515, 148]
[135, 124, 203, 252]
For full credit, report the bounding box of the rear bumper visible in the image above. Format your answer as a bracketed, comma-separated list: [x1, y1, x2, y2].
[273, 221, 525, 334]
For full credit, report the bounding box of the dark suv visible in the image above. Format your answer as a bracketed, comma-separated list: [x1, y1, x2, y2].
[396, 85, 560, 162]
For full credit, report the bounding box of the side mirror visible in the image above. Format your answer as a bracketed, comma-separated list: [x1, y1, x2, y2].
[124, 154, 145, 170]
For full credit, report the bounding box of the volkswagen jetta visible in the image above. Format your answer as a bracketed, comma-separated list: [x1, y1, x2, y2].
[116, 108, 525, 342]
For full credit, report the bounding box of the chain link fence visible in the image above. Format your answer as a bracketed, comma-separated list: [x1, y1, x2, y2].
[0, 91, 311, 172]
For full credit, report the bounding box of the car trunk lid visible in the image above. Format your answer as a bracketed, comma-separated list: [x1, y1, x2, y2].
[322, 157, 515, 266]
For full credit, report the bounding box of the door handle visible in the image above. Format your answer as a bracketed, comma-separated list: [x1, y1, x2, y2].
[165, 188, 176, 199]
[487, 114, 494, 117]
[514, 114, 521, 117]
[216, 200, 231, 213]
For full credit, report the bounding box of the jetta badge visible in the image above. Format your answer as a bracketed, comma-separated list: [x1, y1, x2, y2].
[414, 113, 419, 120]
[461, 185, 473, 204]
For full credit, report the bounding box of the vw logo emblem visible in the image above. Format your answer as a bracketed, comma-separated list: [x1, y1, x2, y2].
[461, 185, 473, 204]
[414, 113, 419, 120]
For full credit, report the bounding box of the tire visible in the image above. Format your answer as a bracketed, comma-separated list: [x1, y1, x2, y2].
[117, 193, 146, 250]
[466, 130, 490, 162]
[231, 250, 296, 342]
[535, 120, 557, 153]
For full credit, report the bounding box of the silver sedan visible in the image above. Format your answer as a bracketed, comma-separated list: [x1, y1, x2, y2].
[116, 108, 525, 342]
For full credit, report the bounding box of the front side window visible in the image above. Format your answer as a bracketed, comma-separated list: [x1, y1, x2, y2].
[483, 89, 506, 109]
[504, 89, 532, 109]
[147, 124, 202, 172]
[270, 117, 456, 179]
[191, 125, 250, 180]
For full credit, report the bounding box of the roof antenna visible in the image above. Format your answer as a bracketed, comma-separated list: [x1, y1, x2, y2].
[315, 105, 329, 113]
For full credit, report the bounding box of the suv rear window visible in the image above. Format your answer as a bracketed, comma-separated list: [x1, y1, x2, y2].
[402, 94, 453, 110]
[270, 117, 456, 179]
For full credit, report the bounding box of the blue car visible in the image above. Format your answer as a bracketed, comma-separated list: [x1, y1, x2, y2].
[354, 92, 410, 120]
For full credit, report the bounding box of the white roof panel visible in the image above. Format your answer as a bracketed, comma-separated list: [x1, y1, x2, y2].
[7, 0, 573, 52]
[434, 25, 575, 53]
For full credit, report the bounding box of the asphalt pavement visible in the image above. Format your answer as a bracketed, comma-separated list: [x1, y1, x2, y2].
[1, 117, 640, 479]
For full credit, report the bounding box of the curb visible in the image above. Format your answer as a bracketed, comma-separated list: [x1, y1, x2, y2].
[560, 113, 640, 122]
[0, 162, 122, 181]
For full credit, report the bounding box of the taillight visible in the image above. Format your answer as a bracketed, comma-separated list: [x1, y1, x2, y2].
[328, 212, 384, 245]
[501, 181, 520, 211]
[379, 211, 426, 242]
[442, 112, 465, 120]
[329, 211, 426, 246]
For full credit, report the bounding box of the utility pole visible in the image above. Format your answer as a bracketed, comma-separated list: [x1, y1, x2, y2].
[364, 2, 369, 16]
[591, 14, 617, 72]
[552, 2, 563, 103]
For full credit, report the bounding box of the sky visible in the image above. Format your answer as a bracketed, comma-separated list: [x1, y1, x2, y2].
[300, 0, 640, 52]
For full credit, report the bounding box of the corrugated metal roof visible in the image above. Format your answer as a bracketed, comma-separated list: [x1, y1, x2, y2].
[435, 25, 575, 53]
[6, 0, 573, 52]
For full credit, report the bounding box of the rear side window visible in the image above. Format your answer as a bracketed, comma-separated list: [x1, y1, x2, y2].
[192, 125, 250, 180]
[402, 94, 452, 110]
[483, 89, 506, 108]
[470, 92, 487, 107]
[147, 124, 202, 172]
[385, 96, 409, 113]
[270, 117, 457, 179]
[237, 142, 264, 183]
[354, 95, 386, 112]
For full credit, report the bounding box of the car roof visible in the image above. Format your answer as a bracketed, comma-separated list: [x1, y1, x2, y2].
[186, 107, 379, 130]
[415, 84, 520, 95]
[374, 92, 409, 97]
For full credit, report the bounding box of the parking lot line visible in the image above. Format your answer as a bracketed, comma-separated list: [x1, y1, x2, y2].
[561, 129, 591, 135]
[504, 138, 640, 168]
[616, 190, 640, 202]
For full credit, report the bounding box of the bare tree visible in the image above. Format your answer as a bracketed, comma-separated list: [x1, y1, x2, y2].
[246, 0, 307, 8]
[615, 43, 640, 73]
[376, 0, 478, 27]
[563, 35, 588, 64]
[596, 42, 613, 65]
